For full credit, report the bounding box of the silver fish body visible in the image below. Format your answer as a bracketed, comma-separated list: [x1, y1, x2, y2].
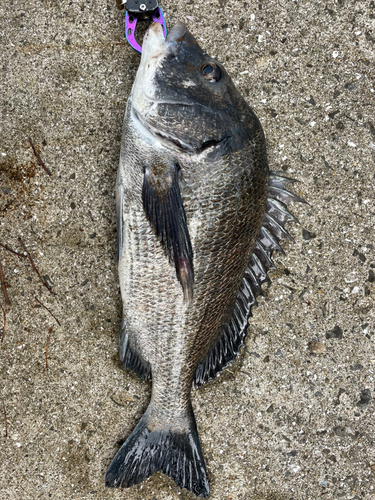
[106, 21, 303, 498]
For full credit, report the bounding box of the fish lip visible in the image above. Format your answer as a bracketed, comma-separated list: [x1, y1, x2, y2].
[145, 21, 187, 45]
[165, 21, 187, 44]
[141, 22, 187, 61]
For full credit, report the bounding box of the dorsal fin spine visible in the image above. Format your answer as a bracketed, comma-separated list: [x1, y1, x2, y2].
[254, 240, 277, 270]
[263, 212, 295, 242]
[259, 226, 285, 255]
[267, 198, 300, 224]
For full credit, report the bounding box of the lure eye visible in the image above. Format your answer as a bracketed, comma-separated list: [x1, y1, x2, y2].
[202, 63, 222, 82]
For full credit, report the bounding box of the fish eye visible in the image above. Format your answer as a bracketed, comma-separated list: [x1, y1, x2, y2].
[202, 63, 222, 82]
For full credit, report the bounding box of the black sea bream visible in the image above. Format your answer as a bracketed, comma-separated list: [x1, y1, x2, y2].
[105, 21, 303, 497]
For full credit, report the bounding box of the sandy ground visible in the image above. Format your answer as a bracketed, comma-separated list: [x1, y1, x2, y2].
[0, 0, 374, 499]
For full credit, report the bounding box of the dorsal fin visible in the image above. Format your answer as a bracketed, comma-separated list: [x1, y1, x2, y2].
[195, 171, 305, 385]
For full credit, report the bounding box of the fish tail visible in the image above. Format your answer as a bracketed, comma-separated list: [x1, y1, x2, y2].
[105, 402, 209, 497]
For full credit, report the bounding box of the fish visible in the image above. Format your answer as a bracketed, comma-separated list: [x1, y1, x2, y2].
[105, 21, 304, 498]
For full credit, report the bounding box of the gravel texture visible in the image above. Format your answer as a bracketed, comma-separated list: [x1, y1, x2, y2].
[1, 1, 374, 499]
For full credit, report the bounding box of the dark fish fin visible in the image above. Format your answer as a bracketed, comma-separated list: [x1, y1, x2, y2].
[119, 319, 150, 381]
[105, 403, 209, 498]
[116, 183, 124, 267]
[142, 163, 194, 301]
[195, 171, 305, 385]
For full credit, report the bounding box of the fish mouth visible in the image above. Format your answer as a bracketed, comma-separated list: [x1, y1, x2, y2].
[133, 108, 195, 152]
[132, 108, 228, 154]
[140, 22, 186, 64]
[145, 21, 187, 45]
[165, 21, 187, 44]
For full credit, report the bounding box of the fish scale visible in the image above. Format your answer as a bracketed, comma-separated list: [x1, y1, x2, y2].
[106, 21, 304, 498]
[120, 135, 193, 414]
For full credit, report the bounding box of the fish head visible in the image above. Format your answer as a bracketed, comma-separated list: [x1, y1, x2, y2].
[132, 22, 254, 154]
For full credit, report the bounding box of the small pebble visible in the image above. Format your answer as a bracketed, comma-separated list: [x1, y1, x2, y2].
[309, 341, 326, 354]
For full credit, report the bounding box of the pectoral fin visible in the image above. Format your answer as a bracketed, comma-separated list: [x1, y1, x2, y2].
[142, 162, 194, 301]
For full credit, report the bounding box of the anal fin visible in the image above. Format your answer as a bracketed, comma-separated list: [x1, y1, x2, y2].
[119, 319, 150, 381]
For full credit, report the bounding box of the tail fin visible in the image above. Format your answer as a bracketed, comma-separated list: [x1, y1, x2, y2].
[105, 404, 209, 497]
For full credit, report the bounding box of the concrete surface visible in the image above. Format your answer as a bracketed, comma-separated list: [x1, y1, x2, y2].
[0, 0, 374, 499]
